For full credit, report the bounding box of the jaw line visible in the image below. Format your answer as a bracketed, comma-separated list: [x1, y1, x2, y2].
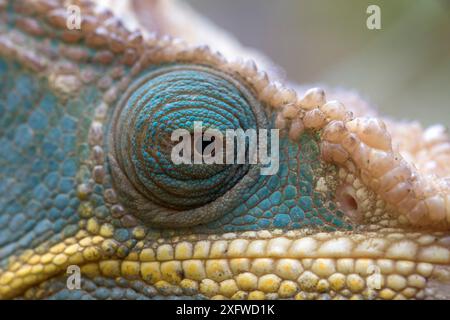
[1, 227, 449, 299]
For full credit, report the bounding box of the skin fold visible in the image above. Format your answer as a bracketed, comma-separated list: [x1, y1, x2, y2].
[0, 0, 449, 300]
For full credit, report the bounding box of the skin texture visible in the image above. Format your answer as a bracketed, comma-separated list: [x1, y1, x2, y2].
[0, 0, 450, 300]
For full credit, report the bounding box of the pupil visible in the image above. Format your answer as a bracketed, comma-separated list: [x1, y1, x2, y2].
[192, 134, 216, 156]
[202, 137, 215, 154]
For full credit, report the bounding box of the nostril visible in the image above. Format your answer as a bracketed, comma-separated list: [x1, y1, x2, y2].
[336, 184, 362, 223]
[343, 193, 358, 212]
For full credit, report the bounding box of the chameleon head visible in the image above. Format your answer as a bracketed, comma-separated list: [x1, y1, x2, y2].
[0, 0, 449, 300]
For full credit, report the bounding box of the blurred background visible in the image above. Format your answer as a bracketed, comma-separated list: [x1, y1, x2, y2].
[186, 0, 450, 126]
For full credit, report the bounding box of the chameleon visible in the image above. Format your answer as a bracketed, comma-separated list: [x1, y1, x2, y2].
[0, 0, 449, 300]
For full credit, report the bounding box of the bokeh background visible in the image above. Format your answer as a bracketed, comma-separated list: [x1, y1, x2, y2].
[186, 0, 450, 126]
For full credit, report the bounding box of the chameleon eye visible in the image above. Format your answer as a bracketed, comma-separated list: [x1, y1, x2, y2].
[109, 64, 267, 227]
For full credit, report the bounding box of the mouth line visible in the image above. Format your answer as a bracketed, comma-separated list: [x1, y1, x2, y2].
[1, 228, 449, 299]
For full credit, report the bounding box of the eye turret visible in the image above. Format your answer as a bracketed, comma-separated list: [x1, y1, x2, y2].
[109, 64, 267, 227]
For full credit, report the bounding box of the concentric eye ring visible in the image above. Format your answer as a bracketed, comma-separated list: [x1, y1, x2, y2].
[108, 64, 268, 227]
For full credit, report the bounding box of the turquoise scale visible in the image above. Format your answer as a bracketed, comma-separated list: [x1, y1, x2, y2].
[0, 58, 99, 263]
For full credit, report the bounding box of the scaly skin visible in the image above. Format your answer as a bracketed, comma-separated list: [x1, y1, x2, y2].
[0, 0, 450, 300]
